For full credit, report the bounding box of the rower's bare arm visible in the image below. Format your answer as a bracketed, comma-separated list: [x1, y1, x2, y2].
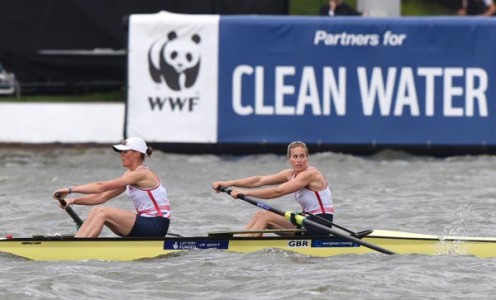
[244, 178, 302, 199]
[229, 170, 290, 188]
[273, 168, 321, 196]
[71, 171, 143, 195]
[71, 187, 125, 206]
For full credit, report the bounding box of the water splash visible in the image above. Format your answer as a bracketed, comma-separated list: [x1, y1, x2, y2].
[436, 204, 475, 256]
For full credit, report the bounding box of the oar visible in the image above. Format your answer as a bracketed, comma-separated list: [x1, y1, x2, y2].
[220, 188, 395, 255]
[303, 212, 373, 239]
[303, 211, 358, 236]
[55, 192, 84, 228]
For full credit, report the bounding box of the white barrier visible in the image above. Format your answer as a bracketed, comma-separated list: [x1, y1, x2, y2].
[0, 103, 124, 143]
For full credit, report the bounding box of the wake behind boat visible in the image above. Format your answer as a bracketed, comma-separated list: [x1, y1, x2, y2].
[0, 229, 495, 261]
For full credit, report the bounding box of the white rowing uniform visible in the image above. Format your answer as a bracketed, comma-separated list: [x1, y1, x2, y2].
[126, 166, 171, 218]
[292, 172, 334, 215]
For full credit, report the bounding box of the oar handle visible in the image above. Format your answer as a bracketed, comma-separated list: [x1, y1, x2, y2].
[58, 197, 68, 207]
[55, 192, 84, 227]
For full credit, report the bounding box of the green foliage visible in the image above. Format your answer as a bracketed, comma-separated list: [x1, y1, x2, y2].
[289, 0, 327, 15]
[401, 0, 456, 16]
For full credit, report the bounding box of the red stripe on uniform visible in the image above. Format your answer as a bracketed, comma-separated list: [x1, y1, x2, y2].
[147, 190, 163, 217]
[314, 191, 326, 214]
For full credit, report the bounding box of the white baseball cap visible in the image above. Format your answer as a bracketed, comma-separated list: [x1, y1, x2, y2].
[113, 137, 148, 154]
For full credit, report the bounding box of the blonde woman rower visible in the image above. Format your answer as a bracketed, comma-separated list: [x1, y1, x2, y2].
[212, 141, 334, 237]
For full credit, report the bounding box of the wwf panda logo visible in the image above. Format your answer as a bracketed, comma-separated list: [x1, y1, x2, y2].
[148, 31, 201, 91]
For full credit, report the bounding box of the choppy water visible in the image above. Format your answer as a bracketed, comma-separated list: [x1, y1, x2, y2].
[0, 147, 496, 299]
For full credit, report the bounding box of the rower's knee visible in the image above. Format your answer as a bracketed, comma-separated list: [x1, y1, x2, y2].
[253, 210, 272, 222]
[88, 206, 110, 218]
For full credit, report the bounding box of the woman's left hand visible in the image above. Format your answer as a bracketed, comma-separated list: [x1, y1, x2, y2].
[52, 187, 71, 200]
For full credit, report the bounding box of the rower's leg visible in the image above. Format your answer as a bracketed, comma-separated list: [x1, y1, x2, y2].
[75, 207, 135, 237]
[75, 207, 106, 237]
[244, 211, 295, 237]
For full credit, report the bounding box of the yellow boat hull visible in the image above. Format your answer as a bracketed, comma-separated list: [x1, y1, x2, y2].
[1, 230, 495, 261]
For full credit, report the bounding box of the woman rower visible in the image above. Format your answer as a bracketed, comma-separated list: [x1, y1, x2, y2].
[52, 137, 171, 238]
[212, 141, 334, 237]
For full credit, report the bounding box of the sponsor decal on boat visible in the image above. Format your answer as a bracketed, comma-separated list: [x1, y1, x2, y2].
[164, 240, 229, 250]
[288, 240, 310, 248]
[21, 241, 42, 245]
[312, 239, 360, 248]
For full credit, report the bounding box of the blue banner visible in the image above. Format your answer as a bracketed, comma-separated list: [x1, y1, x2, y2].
[218, 16, 496, 146]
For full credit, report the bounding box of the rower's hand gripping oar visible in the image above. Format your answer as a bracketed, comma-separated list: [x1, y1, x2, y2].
[219, 188, 395, 255]
[55, 192, 84, 229]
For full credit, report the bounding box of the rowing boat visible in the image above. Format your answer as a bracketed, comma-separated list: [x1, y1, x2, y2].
[19, 191, 489, 261]
[1, 229, 495, 261]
